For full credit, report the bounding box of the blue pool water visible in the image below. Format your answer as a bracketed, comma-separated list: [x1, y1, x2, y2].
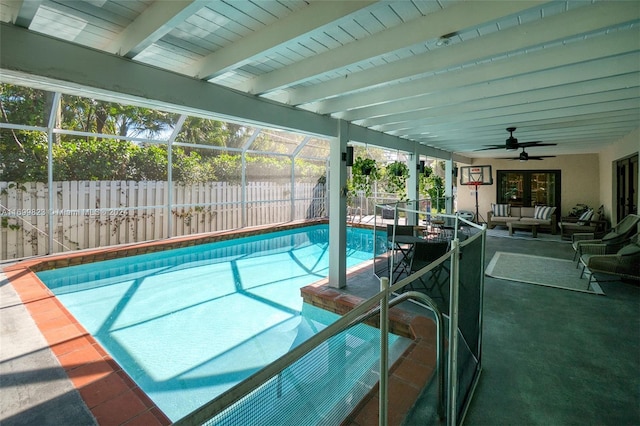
[37, 225, 395, 421]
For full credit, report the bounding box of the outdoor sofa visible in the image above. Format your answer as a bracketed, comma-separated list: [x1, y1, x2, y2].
[487, 204, 557, 234]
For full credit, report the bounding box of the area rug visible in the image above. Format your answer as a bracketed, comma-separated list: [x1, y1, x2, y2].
[485, 252, 605, 295]
[486, 227, 568, 243]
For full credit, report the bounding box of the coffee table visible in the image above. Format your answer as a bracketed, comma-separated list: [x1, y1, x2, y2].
[508, 221, 538, 238]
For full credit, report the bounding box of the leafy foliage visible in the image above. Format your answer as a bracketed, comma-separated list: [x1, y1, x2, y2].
[1, 84, 326, 184]
[384, 161, 409, 201]
[61, 95, 178, 138]
[176, 117, 228, 149]
[351, 157, 379, 197]
[420, 165, 446, 212]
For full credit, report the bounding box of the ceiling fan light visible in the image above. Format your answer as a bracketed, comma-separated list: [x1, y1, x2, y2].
[519, 151, 529, 161]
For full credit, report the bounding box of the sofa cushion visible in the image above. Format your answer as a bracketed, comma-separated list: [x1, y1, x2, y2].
[510, 207, 523, 217]
[534, 205, 556, 220]
[491, 203, 510, 217]
[494, 216, 521, 223]
[520, 207, 536, 217]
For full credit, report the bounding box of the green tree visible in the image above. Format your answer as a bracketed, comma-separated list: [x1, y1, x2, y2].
[224, 123, 251, 149]
[61, 96, 177, 139]
[420, 165, 446, 212]
[130, 143, 168, 181]
[172, 148, 216, 183]
[177, 117, 229, 150]
[209, 153, 241, 183]
[0, 84, 52, 181]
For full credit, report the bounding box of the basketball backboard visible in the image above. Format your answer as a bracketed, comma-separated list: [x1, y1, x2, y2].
[459, 165, 493, 185]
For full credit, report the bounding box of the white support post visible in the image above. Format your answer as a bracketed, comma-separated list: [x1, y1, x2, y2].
[166, 115, 187, 238]
[167, 140, 173, 238]
[328, 120, 348, 288]
[46, 93, 61, 254]
[407, 150, 419, 226]
[445, 159, 454, 214]
[242, 128, 261, 228]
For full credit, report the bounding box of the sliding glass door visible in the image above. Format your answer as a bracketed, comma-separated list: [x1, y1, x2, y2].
[497, 170, 561, 215]
[616, 154, 638, 222]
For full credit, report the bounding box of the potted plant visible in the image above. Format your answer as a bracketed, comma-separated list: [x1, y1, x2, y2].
[385, 161, 409, 201]
[351, 157, 379, 197]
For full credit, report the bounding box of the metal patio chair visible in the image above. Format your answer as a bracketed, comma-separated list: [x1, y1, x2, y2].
[402, 240, 450, 300]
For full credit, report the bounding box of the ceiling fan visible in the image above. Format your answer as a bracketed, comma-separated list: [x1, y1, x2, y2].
[477, 127, 557, 151]
[508, 148, 556, 162]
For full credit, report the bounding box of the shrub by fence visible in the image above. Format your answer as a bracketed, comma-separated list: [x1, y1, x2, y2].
[0, 181, 327, 259]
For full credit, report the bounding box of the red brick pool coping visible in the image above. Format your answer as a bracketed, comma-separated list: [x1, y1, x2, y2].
[5, 219, 438, 425]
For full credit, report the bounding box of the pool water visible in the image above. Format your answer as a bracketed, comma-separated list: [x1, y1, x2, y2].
[37, 225, 397, 421]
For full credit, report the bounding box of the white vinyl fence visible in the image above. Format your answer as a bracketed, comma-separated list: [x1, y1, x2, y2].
[0, 181, 326, 260]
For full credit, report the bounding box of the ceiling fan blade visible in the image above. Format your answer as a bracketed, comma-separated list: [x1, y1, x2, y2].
[479, 129, 556, 152]
[506, 155, 556, 160]
[518, 141, 557, 148]
[475, 145, 506, 151]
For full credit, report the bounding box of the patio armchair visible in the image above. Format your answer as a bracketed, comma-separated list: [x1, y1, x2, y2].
[579, 234, 640, 284]
[558, 205, 608, 240]
[572, 214, 640, 262]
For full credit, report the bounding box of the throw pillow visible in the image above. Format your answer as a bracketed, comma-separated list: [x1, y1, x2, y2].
[577, 209, 594, 225]
[534, 205, 556, 220]
[492, 203, 510, 217]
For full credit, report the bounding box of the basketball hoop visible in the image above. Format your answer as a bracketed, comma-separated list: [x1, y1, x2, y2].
[459, 166, 494, 224]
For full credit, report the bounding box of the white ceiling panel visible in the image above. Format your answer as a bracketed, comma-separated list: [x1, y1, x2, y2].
[1, 0, 638, 159]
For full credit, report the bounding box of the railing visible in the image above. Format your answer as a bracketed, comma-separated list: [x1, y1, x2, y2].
[173, 284, 446, 426]
[376, 200, 486, 425]
[360, 287, 446, 421]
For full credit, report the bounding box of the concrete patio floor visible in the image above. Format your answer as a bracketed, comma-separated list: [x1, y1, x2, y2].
[1, 233, 639, 425]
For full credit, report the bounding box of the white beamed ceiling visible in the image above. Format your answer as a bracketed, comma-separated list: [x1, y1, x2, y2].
[1, 0, 638, 159]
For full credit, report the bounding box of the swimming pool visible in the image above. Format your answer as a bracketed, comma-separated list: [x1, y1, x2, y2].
[36, 224, 397, 421]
